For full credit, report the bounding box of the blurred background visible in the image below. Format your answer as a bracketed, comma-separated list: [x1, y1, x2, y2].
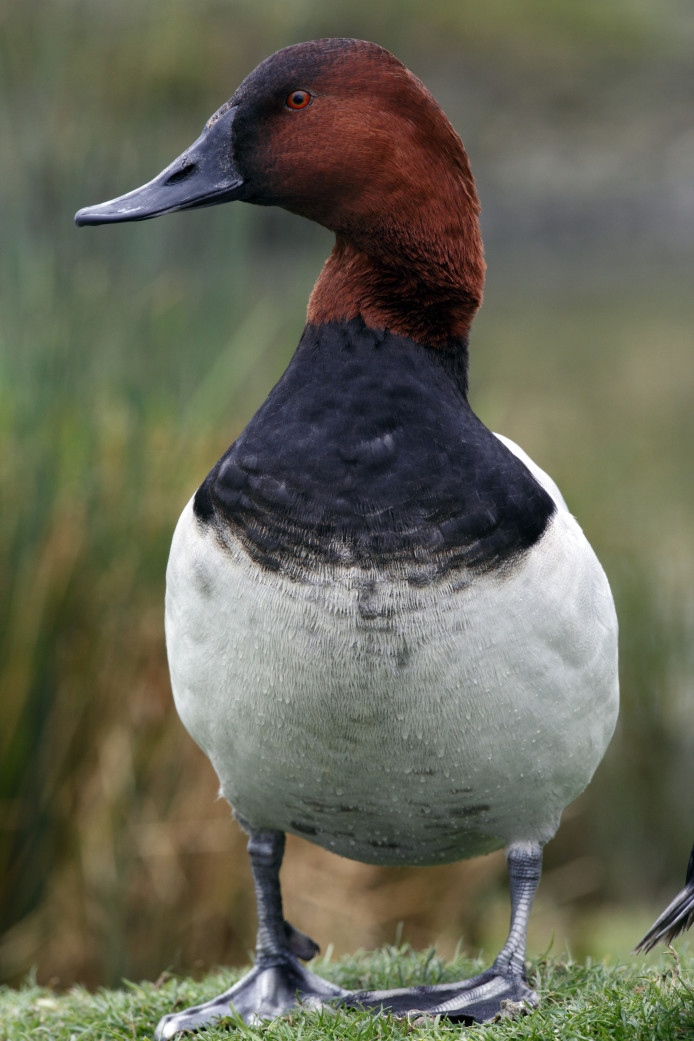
[2, 0, 694, 991]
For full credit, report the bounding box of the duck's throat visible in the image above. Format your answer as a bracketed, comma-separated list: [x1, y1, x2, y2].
[307, 237, 484, 349]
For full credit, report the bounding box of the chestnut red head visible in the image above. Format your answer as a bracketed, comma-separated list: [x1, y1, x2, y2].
[75, 39, 485, 347]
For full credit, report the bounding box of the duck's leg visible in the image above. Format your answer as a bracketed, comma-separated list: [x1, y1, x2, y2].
[154, 828, 347, 1040]
[345, 842, 542, 1023]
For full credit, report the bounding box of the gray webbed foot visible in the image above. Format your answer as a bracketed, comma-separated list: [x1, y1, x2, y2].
[155, 829, 344, 1038]
[155, 954, 346, 1039]
[154, 836, 543, 1036]
[345, 841, 542, 1023]
[344, 968, 537, 1023]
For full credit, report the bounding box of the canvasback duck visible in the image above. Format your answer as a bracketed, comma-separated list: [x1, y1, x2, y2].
[75, 38, 619, 1035]
[634, 842, 694, 952]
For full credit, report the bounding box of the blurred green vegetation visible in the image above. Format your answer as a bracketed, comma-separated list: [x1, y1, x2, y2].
[2, 0, 694, 991]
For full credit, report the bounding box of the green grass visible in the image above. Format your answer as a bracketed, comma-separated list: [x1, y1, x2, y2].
[2, 946, 694, 1041]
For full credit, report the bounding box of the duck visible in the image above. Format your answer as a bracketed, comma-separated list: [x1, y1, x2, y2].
[75, 38, 620, 1036]
[634, 842, 694, 952]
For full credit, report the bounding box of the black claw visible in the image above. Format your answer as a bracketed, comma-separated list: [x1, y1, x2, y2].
[284, 921, 321, 961]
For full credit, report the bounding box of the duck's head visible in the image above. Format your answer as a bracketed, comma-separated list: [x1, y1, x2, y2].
[76, 39, 485, 348]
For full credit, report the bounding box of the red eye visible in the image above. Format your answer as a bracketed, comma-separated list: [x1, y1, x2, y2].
[286, 89, 312, 110]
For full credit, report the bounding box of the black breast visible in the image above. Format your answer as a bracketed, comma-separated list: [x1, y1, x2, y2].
[193, 319, 555, 579]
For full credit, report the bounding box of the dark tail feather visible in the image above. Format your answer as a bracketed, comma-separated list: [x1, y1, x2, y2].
[633, 842, 694, 953]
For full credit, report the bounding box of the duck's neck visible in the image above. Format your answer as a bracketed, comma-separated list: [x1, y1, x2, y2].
[307, 189, 485, 350]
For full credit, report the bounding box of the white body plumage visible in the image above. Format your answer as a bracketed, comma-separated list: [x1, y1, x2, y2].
[165, 434, 618, 867]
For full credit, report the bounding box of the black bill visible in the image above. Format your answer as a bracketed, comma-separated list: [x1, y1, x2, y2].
[75, 104, 243, 226]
